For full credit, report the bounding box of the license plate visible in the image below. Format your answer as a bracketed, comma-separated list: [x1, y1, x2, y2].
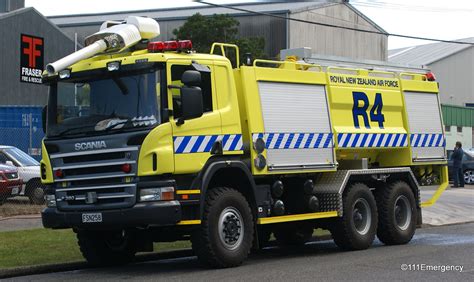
[11, 187, 19, 195]
[82, 213, 103, 223]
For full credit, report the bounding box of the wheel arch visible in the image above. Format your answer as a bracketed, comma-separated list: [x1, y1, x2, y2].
[194, 159, 258, 218]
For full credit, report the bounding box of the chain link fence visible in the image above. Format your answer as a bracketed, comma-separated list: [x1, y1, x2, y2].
[0, 107, 45, 217]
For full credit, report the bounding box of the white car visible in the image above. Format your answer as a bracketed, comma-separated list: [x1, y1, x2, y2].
[0, 146, 44, 204]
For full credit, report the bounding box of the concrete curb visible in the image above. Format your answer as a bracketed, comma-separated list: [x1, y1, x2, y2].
[0, 249, 193, 279]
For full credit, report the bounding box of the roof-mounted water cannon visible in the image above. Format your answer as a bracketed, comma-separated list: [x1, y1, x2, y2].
[46, 16, 160, 74]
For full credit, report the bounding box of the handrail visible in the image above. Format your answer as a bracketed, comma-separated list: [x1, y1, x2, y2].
[210, 43, 240, 68]
[420, 165, 449, 208]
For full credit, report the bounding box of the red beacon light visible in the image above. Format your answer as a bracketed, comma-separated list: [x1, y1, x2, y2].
[425, 72, 436, 81]
[147, 41, 164, 53]
[178, 40, 192, 50]
[148, 40, 193, 53]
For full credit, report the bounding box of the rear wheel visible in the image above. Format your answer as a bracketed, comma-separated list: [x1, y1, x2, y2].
[77, 230, 137, 266]
[191, 187, 254, 268]
[330, 183, 377, 250]
[375, 181, 417, 245]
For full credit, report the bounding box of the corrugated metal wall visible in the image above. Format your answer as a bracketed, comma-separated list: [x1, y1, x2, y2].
[429, 47, 474, 107]
[0, 8, 74, 106]
[289, 4, 387, 60]
[442, 104, 474, 127]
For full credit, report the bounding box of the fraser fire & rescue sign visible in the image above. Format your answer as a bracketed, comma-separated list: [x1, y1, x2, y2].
[20, 34, 44, 84]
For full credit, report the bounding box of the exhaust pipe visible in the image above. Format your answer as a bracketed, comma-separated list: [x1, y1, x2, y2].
[46, 40, 107, 74]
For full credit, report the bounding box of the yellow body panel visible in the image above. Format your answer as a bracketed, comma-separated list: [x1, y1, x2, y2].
[138, 123, 174, 176]
[40, 141, 53, 184]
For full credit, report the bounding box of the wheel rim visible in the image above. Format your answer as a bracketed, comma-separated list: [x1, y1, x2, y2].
[352, 198, 371, 235]
[464, 171, 473, 184]
[394, 195, 411, 231]
[218, 207, 244, 251]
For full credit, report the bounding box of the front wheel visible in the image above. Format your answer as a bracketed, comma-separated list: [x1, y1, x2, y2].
[192, 187, 254, 268]
[77, 230, 137, 266]
[330, 183, 378, 251]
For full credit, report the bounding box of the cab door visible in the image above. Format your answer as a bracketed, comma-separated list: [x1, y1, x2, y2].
[168, 59, 222, 174]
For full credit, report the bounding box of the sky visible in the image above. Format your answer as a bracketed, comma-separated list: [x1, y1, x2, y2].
[24, 0, 474, 49]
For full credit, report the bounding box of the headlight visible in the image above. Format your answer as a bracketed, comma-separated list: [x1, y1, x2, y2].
[139, 187, 174, 202]
[46, 194, 56, 207]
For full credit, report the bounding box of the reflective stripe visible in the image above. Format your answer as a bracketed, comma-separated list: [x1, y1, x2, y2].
[337, 133, 408, 148]
[252, 133, 333, 149]
[410, 133, 445, 147]
[173, 134, 243, 154]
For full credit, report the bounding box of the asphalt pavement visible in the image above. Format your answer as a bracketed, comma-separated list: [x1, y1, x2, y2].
[7, 222, 474, 281]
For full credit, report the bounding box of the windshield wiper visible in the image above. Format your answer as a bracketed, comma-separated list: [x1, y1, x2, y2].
[54, 124, 94, 137]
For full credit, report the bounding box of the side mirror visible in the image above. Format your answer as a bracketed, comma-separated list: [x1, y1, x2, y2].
[5, 160, 15, 167]
[181, 70, 201, 86]
[178, 86, 203, 125]
[41, 106, 47, 134]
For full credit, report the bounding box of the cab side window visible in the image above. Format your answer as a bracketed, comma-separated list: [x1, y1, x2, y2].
[171, 64, 212, 118]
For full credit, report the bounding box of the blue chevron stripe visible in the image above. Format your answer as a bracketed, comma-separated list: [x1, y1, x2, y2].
[174, 134, 243, 154]
[410, 133, 445, 148]
[252, 132, 334, 150]
[336, 133, 409, 148]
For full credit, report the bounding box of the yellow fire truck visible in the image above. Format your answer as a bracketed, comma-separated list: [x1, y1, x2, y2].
[40, 17, 448, 268]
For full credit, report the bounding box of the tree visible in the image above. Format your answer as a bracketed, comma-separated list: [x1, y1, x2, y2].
[173, 13, 266, 65]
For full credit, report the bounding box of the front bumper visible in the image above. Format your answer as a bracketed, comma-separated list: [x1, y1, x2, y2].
[42, 200, 181, 229]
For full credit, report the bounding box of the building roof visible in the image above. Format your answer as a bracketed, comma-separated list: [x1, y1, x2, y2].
[47, 1, 384, 33]
[0, 6, 72, 40]
[388, 37, 474, 66]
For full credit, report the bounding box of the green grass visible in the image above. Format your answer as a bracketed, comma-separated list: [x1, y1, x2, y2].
[0, 227, 329, 270]
[0, 229, 83, 269]
[0, 228, 190, 270]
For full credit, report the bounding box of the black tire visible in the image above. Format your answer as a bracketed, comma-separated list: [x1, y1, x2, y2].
[375, 181, 417, 245]
[330, 183, 377, 251]
[77, 230, 136, 266]
[191, 187, 254, 268]
[274, 226, 313, 246]
[26, 179, 45, 205]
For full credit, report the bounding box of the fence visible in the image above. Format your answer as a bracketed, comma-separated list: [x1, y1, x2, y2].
[0, 106, 45, 217]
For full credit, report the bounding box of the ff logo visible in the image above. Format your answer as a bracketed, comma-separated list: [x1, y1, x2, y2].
[20, 34, 44, 84]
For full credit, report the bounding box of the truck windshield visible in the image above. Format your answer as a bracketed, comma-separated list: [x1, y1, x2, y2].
[47, 68, 162, 138]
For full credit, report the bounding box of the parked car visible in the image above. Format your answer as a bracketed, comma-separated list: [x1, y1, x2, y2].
[0, 146, 45, 204]
[447, 149, 474, 185]
[0, 164, 22, 204]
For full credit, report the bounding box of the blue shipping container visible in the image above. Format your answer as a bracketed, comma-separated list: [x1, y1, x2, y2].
[0, 106, 44, 161]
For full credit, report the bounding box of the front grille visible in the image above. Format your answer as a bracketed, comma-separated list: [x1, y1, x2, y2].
[63, 151, 125, 164]
[4, 173, 18, 180]
[50, 147, 139, 211]
[65, 165, 123, 176]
